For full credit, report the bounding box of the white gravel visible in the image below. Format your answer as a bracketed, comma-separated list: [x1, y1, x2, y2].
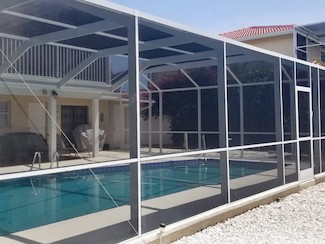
[173, 182, 325, 244]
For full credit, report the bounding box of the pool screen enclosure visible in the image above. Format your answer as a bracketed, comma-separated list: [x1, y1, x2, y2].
[0, 0, 325, 243]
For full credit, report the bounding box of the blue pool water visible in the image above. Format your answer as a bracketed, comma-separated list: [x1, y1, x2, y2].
[0, 159, 275, 235]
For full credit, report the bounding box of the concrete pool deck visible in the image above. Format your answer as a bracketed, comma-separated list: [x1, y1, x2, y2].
[0, 148, 188, 175]
[0, 148, 288, 176]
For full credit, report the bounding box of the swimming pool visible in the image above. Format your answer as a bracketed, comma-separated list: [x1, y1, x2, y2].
[0, 159, 276, 235]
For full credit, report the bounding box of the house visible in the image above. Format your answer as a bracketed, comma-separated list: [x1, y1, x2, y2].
[220, 23, 325, 63]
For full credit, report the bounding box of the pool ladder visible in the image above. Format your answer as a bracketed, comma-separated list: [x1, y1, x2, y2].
[31, 152, 41, 170]
[50, 151, 60, 168]
[31, 151, 60, 170]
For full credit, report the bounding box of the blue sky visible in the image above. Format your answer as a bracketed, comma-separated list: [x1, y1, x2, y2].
[108, 0, 325, 34]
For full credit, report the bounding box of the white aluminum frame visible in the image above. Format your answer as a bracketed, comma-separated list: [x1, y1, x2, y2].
[1, 1, 325, 242]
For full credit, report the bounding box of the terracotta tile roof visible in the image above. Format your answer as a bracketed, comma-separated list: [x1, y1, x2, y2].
[220, 25, 294, 39]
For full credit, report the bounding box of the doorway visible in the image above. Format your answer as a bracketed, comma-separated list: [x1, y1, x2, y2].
[61, 105, 88, 144]
[113, 104, 129, 149]
[296, 87, 313, 180]
[28, 103, 46, 138]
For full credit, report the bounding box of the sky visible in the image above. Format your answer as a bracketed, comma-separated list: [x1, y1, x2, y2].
[107, 0, 325, 34]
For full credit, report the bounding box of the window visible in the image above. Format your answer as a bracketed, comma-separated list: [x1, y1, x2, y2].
[0, 101, 10, 127]
[296, 34, 307, 61]
[297, 50, 307, 61]
[321, 51, 325, 63]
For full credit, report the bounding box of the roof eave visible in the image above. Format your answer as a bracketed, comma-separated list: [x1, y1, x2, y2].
[233, 29, 294, 42]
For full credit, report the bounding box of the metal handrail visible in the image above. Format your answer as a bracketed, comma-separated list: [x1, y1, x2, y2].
[31, 152, 41, 170]
[50, 151, 60, 168]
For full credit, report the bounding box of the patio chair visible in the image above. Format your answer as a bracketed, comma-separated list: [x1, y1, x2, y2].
[57, 134, 91, 158]
[57, 134, 73, 157]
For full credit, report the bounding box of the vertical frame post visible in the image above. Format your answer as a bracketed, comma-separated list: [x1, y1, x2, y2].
[48, 95, 57, 161]
[312, 68, 321, 173]
[159, 92, 163, 153]
[294, 62, 301, 176]
[275, 58, 285, 184]
[128, 14, 141, 235]
[217, 41, 230, 204]
[198, 88, 202, 150]
[92, 98, 99, 157]
[148, 92, 152, 154]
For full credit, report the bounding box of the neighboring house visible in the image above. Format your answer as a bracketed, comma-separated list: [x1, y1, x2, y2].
[220, 22, 325, 64]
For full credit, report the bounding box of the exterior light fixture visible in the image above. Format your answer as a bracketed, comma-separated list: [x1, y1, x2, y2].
[159, 223, 166, 244]
[159, 223, 166, 234]
[52, 90, 58, 99]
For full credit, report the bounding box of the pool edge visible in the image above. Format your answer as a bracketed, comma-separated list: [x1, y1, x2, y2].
[124, 173, 325, 244]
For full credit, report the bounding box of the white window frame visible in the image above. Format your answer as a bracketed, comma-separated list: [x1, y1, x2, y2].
[321, 50, 325, 63]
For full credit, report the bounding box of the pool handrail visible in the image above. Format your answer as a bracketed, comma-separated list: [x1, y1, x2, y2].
[31, 152, 41, 170]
